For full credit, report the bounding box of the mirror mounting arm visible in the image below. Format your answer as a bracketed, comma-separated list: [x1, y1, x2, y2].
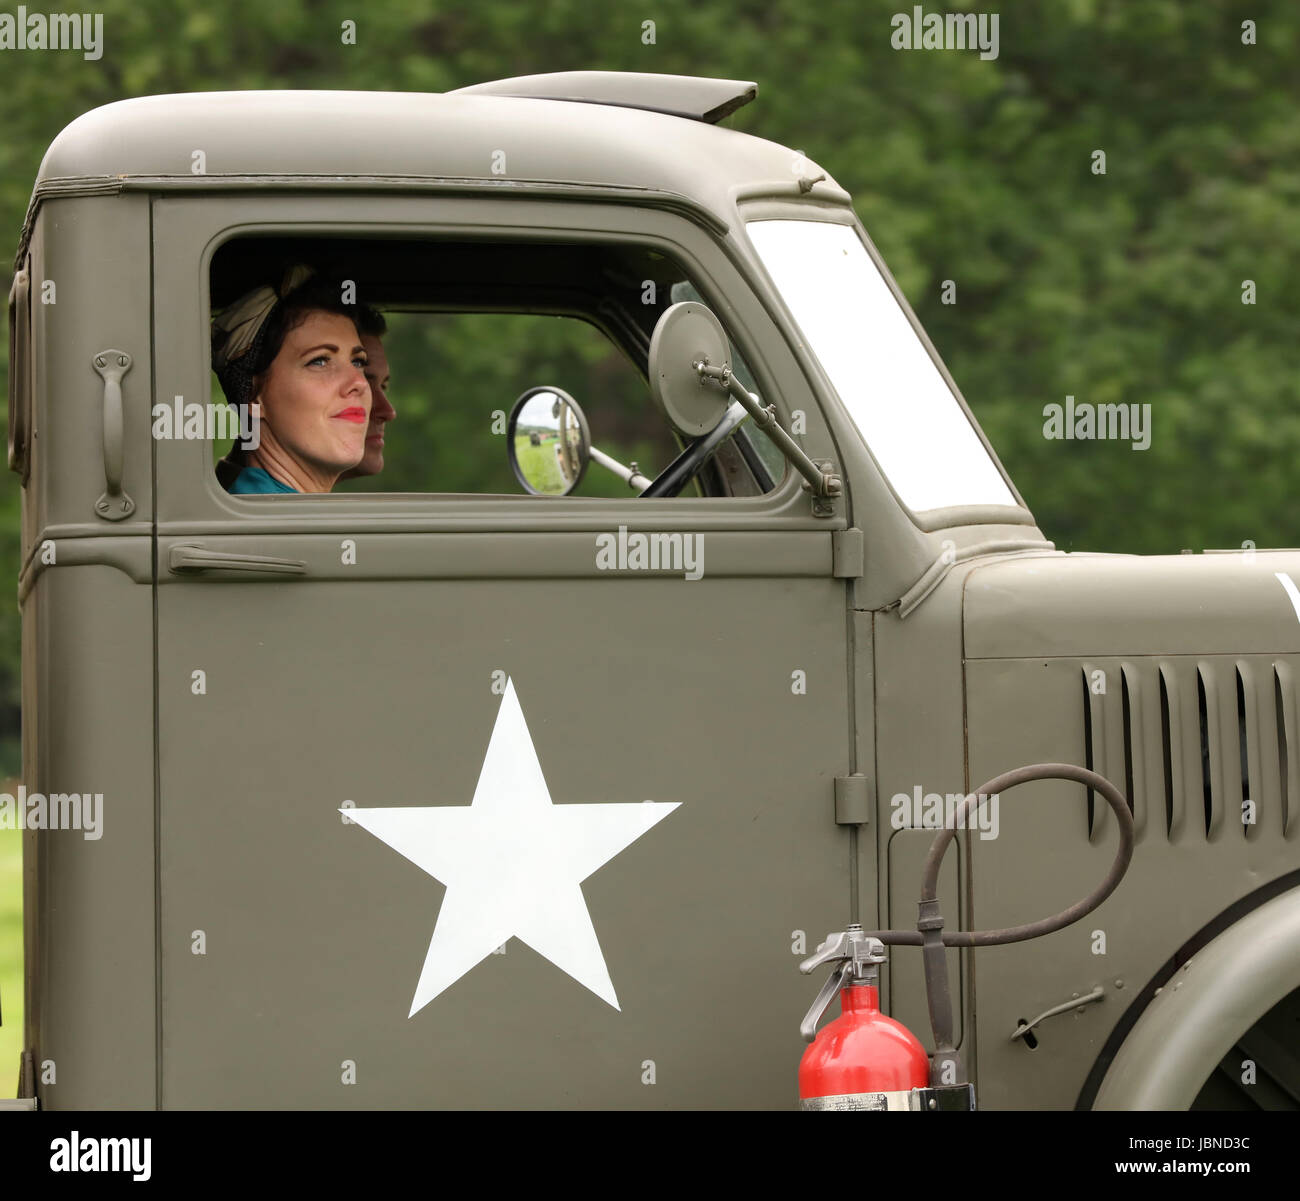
[589, 444, 652, 492]
[694, 361, 841, 510]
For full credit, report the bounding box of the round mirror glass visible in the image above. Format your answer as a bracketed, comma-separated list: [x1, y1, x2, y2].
[507, 387, 591, 495]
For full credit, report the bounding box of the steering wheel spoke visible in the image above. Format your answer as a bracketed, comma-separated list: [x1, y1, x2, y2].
[639, 401, 750, 498]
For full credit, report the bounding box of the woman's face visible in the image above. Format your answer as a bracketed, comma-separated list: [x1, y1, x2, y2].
[254, 310, 371, 480]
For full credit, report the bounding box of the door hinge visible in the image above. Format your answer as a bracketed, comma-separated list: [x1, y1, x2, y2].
[832, 528, 864, 578]
[834, 774, 871, 825]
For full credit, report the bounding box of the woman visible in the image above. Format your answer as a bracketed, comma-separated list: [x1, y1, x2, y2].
[211, 266, 372, 493]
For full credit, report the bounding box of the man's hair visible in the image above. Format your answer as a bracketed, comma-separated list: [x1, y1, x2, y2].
[356, 303, 387, 338]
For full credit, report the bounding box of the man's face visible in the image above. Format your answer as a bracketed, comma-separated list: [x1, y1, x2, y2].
[351, 333, 394, 477]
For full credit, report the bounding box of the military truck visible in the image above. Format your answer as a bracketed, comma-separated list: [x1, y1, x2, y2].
[6, 73, 1298, 1110]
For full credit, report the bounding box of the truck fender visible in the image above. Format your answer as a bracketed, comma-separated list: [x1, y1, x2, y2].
[1093, 883, 1300, 1109]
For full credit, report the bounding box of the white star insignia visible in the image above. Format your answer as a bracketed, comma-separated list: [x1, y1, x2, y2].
[344, 677, 680, 1016]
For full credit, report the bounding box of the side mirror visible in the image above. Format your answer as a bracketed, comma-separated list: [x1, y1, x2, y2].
[507, 386, 591, 495]
[648, 300, 843, 510]
[647, 302, 732, 437]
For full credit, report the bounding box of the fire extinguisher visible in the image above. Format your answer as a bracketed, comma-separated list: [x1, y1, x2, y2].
[796, 925, 932, 1110]
[796, 763, 1134, 1112]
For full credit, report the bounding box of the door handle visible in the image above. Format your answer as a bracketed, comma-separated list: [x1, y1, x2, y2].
[1011, 985, 1105, 1042]
[91, 349, 136, 521]
[168, 544, 307, 575]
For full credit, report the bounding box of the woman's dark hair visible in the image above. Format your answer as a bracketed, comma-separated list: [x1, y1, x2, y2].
[212, 275, 368, 412]
[247, 277, 362, 378]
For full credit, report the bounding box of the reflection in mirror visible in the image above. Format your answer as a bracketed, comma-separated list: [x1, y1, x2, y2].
[507, 387, 591, 495]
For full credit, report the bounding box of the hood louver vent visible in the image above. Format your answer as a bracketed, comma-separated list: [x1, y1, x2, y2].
[1081, 658, 1300, 844]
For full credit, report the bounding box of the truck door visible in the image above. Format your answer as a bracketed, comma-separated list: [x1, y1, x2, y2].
[151, 191, 858, 1108]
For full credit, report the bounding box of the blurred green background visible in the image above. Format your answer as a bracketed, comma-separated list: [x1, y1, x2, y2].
[2, 0, 1298, 1094]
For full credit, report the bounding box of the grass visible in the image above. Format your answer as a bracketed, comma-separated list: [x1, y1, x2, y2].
[0, 813, 20, 1100]
[514, 434, 567, 493]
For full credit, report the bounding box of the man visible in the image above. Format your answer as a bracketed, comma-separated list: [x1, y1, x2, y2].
[215, 302, 394, 487]
[340, 308, 395, 480]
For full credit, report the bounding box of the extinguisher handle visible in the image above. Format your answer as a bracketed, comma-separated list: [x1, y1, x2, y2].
[799, 931, 852, 974]
[800, 961, 852, 1042]
[799, 927, 886, 976]
[800, 928, 888, 1041]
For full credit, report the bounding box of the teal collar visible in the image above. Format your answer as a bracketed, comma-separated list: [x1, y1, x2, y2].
[228, 466, 298, 494]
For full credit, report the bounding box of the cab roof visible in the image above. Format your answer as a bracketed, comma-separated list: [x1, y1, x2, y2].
[28, 73, 845, 220]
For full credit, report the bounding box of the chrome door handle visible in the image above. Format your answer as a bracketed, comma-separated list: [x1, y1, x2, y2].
[168, 544, 307, 575]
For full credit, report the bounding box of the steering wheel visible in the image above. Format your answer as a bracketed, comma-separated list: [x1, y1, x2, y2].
[639, 401, 750, 498]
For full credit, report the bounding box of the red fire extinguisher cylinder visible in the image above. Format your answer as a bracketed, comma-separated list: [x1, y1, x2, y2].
[797, 926, 931, 1110]
[799, 982, 930, 1103]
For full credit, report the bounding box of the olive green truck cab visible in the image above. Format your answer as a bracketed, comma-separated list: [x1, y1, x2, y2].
[7, 73, 1300, 1110]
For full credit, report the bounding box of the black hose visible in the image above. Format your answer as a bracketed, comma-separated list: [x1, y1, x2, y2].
[861, 763, 1134, 1085]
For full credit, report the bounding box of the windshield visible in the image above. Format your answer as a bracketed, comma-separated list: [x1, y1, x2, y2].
[745, 219, 1016, 512]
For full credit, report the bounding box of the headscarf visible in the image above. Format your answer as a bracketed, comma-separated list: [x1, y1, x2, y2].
[211, 264, 315, 411]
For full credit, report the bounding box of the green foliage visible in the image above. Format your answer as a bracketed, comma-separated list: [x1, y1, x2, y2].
[0, 822, 20, 1093]
[1, 0, 1298, 770]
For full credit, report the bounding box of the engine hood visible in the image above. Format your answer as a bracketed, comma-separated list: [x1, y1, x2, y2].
[963, 550, 1300, 659]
